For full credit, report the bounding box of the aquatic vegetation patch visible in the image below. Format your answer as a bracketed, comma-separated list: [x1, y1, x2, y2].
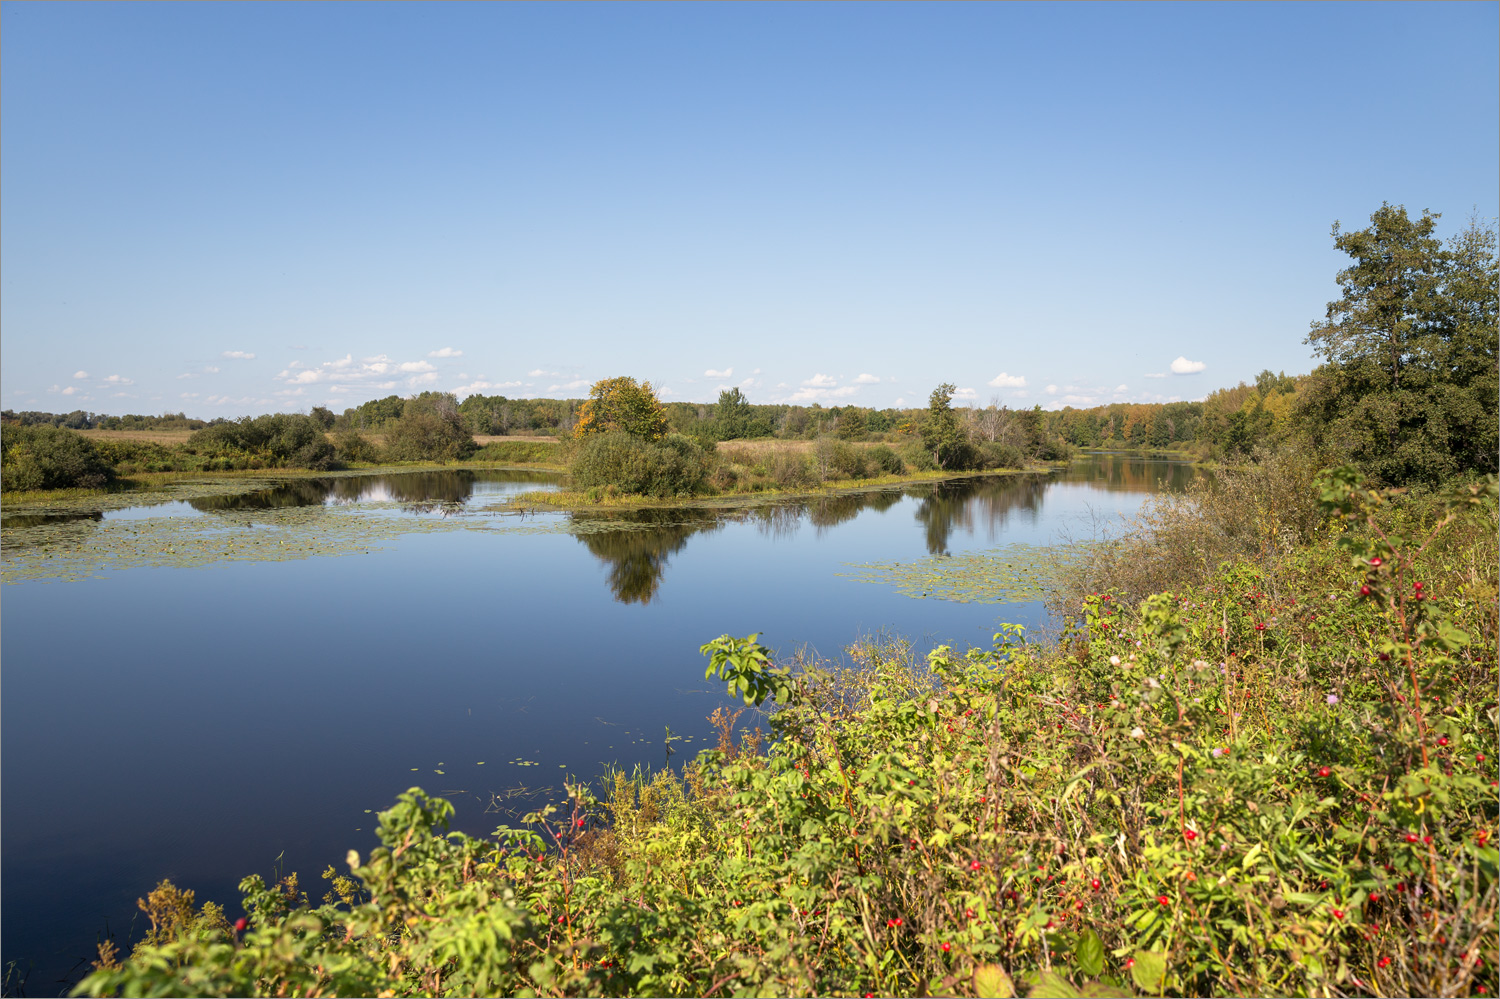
[839, 542, 1097, 603]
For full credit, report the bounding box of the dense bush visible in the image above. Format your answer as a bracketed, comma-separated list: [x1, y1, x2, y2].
[570, 431, 709, 497]
[331, 430, 381, 465]
[0, 424, 116, 490]
[900, 439, 939, 472]
[381, 399, 477, 463]
[977, 441, 1025, 469]
[867, 443, 907, 475]
[189, 414, 339, 470]
[79, 470, 1498, 998]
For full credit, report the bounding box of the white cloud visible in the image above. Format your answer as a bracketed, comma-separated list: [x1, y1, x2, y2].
[60, 385, 80, 396]
[547, 380, 589, 392]
[952, 387, 978, 400]
[987, 372, 1027, 388]
[274, 388, 307, 397]
[222, 350, 256, 360]
[1170, 356, 1206, 375]
[428, 347, 463, 358]
[803, 373, 837, 387]
[527, 369, 551, 377]
[740, 377, 757, 387]
[453, 380, 522, 397]
[1143, 372, 1166, 379]
[205, 366, 220, 373]
[658, 386, 677, 397]
[73, 370, 90, 380]
[752, 368, 762, 375]
[854, 373, 881, 385]
[102, 374, 133, 385]
[893, 397, 906, 407]
[705, 367, 733, 378]
[1045, 384, 1059, 395]
[277, 353, 440, 389]
[1115, 384, 1129, 392]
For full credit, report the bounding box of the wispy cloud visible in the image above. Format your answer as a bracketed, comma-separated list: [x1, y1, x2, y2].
[102, 374, 133, 385]
[453, 379, 522, 396]
[1044, 384, 1059, 395]
[428, 347, 463, 358]
[72, 370, 90, 380]
[803, 373, 837, 387]
[547, 380, 589, 393]
[952, 387, 978, 400]
[987, 372, 1027, 388]
[223, 350, 257, 360]
[705, 367, 733, 378]
[854, 373, 880, 385]
[1170, 356, 1206, 375]
[1143, 372, 1166, 379]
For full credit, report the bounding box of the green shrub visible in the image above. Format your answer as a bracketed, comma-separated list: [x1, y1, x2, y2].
[189, 414, 338, 469]
[898, 439, 937, 472]
[867, 444, 906, 475]
[570, 431, 708, 497]
[382, 403, 477, 463]
[977, 441, 1024, 469]
[768, 451, 817, 489]
[332, 430, 381, 465]
[0, 424, 116, 491]
[813, 437, 871, 480]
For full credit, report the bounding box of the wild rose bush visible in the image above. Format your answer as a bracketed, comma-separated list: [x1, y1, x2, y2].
[79, 471, 1497, 998]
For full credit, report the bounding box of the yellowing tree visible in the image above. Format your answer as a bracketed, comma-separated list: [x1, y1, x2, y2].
[573, 376, 669, 441]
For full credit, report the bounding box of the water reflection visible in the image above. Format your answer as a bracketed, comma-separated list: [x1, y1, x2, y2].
[188, 470, 559, 514]
[571, 510, 725, 604]
[1, 511, 103, 530]
[911, 476, 1049, 555]
[1061, 452, 1197, 492]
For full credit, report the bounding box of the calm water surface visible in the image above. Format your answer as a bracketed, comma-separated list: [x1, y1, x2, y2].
[1, 453, 1191, 992]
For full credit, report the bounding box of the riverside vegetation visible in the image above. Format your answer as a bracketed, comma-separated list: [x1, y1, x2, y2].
[72, 461, 1497, 998]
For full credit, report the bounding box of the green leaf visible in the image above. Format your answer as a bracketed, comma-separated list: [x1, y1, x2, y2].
[1027, 969, 1081, 998]
[974, 964, 1017, 998]
[1131, 950, 1166, 993]
[1074, 928, 1105, 978]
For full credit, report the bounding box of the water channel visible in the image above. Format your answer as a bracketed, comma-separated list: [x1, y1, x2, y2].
[0, 452, 1194, 992]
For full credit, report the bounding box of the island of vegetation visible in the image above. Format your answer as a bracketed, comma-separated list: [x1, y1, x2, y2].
[5, 205, 1497, 998]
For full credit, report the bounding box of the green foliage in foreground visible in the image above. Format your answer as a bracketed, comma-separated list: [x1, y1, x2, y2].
[78, 473, 1498, 998]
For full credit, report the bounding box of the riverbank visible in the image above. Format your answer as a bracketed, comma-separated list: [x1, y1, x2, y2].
[502, 463, 1060, 512]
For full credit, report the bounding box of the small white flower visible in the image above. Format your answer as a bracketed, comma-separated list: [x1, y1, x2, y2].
[1109, 655, 1122, 666]
[1130, 727, 1144, 739]
[1326, 693, 1340, 705]
[1127, 653, 1137, 662]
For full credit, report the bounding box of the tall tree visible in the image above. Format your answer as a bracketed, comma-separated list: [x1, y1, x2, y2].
[1305, 203, 1447, 392]
[713, 387, 752, 441]
[574, 377, 669, 441]
[1298, 204, 1498, 484]
[920, 384, 975, 470]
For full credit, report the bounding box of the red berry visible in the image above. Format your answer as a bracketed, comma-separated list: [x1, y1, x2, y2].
[234, 917, 249, 932]
[1370, 557, 1382, 567]
[1184, 829, 1197, 841]
[1368, 892, 1381, 903]
[1378, 956, 1390, 968]
[1479, 754, 1488, 763]
[1405, 833, 1419, 844]
[970, 860, 983, 871]
[1438, 737, 1449, 746]
[1423, 835, 1433, 845]
[1332, 908, 1345, 920]
[1359, 585, 1372, 596]
[1413, 581, 1423, 590]
[1157, 894, 1170, 906]
[1090, 878, 1102, 891]
[1377, 652, 1390, 661]
[575, 818, 586, 828]
[1317, 766, 1332, 778]
[1125, 957, 1136, 969]
[941, 942, 951, 953]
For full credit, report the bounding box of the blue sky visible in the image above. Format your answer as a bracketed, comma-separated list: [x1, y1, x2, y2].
[3, 2, 1496, 418]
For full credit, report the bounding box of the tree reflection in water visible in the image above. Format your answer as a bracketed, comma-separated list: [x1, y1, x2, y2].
[571, 509, 724, 604]
[187, 470, 557, 515]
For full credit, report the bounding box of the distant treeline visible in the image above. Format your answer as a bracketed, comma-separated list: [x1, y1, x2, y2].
[0, 410, 213, 431]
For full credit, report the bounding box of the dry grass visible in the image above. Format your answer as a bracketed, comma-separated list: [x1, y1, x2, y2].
[473, 434, 559, 445]
[713, 437, 908, 455]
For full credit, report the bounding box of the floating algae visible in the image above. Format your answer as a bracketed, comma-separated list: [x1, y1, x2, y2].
[838, 543, 1094, 605]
